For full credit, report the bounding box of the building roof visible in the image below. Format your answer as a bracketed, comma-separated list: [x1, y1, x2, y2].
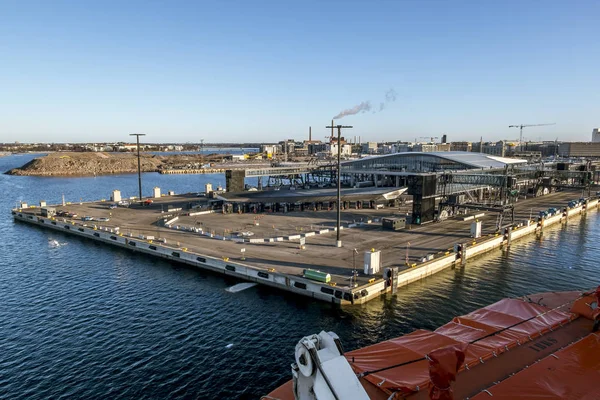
[344, 151, 526, 170]
[217, 187, 407, 204]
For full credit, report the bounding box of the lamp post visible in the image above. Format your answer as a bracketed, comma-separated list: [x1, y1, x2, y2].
[130, 133, 146, 202]
[405, 242, 411, 265]
[325, 123, 353, 247]
[353, 248, 359, 286]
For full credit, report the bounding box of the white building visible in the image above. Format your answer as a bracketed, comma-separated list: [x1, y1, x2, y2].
[361, 142, 378, 154]
[330, 143, 353, 156]
[413, 143, 438, 152]
[261, 144, 280, 154]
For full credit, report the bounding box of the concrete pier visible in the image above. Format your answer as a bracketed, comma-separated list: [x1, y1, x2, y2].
[12, 190, 599, 305]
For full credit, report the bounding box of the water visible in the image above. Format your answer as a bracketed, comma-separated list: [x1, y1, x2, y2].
[0, 154, 598, 399]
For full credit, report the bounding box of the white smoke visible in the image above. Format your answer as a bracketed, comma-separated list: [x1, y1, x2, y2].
[333, 101, 372, 119]
[385, 88, 397, 102]
[333, 88, 397, 120]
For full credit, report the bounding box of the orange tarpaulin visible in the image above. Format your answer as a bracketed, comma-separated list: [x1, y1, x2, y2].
[471, 333, 600, 400]
[428, 344, 468, 400]
[347, 298, 576, 394]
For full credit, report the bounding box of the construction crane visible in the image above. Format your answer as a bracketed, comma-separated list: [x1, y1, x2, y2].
[419, 136, 438, 143]
[508, 123, 555, 148]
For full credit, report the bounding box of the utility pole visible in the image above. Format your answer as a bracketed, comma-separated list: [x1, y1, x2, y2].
[130, 133, 146, 202]
[326, 123, 353, 247]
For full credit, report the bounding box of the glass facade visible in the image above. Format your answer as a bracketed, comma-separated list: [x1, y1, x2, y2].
[342, 153, 476, 173]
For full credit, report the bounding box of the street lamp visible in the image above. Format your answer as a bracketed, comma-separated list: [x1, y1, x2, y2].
[130, 133, 146, 202]
[352, 248, 359, 286]
[325, 123, 353, 247]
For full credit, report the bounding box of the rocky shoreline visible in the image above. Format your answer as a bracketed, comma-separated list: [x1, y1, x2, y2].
[5, 152, 226, 177]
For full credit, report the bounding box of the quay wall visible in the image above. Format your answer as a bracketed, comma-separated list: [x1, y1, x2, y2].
[11, 211, 355, 305]
[465, 236, 504, 258]
[397, 254, 458, 287]
[11, 196, 600, 306]
[160, 168, 227, 174]
[387, 198, 599, 298]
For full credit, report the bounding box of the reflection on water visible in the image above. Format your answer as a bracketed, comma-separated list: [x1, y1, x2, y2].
[0, 154, 597, 399]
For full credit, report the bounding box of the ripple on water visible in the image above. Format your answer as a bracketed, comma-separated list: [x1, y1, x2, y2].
[0, 155, 598, 399]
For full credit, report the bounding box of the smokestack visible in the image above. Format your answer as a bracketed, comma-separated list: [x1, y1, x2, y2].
[309, 126, 312, 141]
[331, 120, 334, 142]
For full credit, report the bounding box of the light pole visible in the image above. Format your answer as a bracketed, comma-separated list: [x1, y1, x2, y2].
[529, 208, 532, 222]
[130, 133, 146, 202]
[352, 248, 358, 286]
[325, 123, 353, 247]
[405, 242, 411, 265]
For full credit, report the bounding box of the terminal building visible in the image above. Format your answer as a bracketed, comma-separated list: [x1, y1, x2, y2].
[222, 152, 528, 225]
[341, 151, 525, 177]
[340, 151, 528, 224]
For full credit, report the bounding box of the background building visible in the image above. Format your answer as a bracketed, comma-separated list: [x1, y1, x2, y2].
[361, 142, 378, 154]
[558, 142, 600, 157]
[450, 141, 472, 152]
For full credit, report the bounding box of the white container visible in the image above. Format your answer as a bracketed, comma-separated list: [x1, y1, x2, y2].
[364, 250, 381, 275]
[470, 221, 482, 238]
[111, 190, 121, 202]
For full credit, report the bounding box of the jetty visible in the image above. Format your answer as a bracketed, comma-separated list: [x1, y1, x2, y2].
[12, 188, 599, 305]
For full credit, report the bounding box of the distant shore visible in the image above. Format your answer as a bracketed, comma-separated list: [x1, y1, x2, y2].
[4, 152, 234, 177]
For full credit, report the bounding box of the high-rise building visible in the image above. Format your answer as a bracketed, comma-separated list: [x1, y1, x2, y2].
[592, 128, 600, 143]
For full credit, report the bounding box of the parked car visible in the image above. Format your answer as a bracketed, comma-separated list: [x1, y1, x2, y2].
[96, 217, 110, 222]
[81, 216, 94, 221]
[144, 199, 153, 205]
[109, 204, 118, 209]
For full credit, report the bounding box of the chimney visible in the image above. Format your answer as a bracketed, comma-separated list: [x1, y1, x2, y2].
[331, 119, 334, 142]
[309, 126, 312, 141]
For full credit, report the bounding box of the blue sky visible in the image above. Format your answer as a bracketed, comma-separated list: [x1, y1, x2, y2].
[0, 0, 598, 143]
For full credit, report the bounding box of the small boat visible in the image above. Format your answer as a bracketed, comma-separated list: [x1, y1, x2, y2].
[48, 239, 60, 248]
[263, 286, 600, 400]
